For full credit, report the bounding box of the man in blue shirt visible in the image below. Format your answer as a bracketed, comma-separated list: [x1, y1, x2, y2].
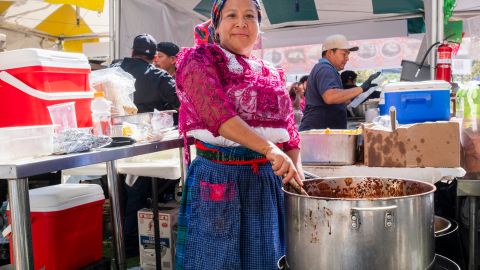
[299, 34, 379, 130]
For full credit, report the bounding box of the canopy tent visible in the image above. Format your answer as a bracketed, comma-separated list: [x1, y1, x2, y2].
[0, 0, 109, 52]
[117, 0, 480, 58]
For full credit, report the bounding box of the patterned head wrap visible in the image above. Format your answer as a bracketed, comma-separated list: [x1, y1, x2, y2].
[194, 0, 261, 45]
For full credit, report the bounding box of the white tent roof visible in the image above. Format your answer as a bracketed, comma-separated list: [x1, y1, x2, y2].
[118, 0, 480, 58]
[2, 0, 479, 56]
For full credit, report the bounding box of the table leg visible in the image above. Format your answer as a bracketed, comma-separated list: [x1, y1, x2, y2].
[106, 160, 126, 270]
[469, 197, 477, 270]
[151, 177, 162, 269]
[179, 146, 191, 187]
[8, 178, 34, 270]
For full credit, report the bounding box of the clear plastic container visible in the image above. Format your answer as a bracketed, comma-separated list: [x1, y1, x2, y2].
[91, 91, 112, 136]
[0, 125, 54, 162]
[47, 102, 77, 133]
[111, 110, 176, 142]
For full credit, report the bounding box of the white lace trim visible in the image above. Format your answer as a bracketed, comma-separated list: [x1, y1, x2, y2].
[220, 47, 279, 76]
[189, 127, 290, 147]
[220, 47, 243, 74]
[263, 60, 280, 78]
[245, 58, 263, 74]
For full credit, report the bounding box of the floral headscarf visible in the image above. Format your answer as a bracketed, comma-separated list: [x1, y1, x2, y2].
[194, 0, 261, 45]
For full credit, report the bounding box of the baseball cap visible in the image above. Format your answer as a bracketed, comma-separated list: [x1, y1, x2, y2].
[157, 42, 180, 57]
[132, 34, 157, 57]
[322, 34, 359, 52]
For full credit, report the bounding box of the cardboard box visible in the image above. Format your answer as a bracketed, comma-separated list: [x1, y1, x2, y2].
[138, 205, 179, 270]
[364, 121, 460, 167]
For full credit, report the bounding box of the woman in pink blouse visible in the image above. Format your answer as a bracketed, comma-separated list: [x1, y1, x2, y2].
[175, 0, 304, 269]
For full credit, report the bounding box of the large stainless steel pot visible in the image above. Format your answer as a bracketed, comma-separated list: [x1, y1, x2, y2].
[284, 177, 436, 270]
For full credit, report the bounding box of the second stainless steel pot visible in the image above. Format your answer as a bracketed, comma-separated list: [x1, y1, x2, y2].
[284, 177, 436, 270]
[300, 130, 358, 165]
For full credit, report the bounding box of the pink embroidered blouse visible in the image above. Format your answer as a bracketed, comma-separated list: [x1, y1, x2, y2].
[175, 44, 300, 151]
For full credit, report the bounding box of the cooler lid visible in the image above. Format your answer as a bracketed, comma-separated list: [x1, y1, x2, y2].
[27, 184, 104, 212]
[0, 48, 90, 70]
[383, 80, 451, 93]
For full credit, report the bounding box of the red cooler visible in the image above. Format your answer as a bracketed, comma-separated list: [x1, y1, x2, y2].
[0, 48, 93, 128]
[7, 184, 105, 270]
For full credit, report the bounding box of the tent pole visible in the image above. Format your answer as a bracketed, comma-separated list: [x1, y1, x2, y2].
[109, 0, 121, 63]
[109, 0, 114, 63]
[438, 0, 444, 43]
[426, 0, 437, 80]
[416, 0, 444, 80]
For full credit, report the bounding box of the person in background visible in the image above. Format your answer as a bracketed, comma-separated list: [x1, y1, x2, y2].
[298, 75, 308, 96]
[342, 70, 381, 99]
[154, 41, 180, 78]
[289, 82, 304, 127]
[113, 34, 179, 114]
[341, 70, 358, 89]
[299, 34, 380, 130]
[174, 0, 304, 269]
[111, 34, 180, 257]
[289, 82, 303, 110]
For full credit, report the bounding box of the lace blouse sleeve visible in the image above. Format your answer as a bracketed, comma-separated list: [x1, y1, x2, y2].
[176, 46, 237, 136]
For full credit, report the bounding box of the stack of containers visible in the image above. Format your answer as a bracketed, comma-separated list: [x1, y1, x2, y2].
[0, 48, 93, 128]
[7, 184, 105, 269]
[380, 80, 451, 124]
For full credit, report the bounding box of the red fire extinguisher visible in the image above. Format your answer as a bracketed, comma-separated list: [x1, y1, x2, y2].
[435, 43, 453, 83]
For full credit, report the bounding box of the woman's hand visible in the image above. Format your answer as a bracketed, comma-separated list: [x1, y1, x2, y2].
[265, 146, 303, 187]
[217, 117, 304, 188]
[294, 85, 304, 97]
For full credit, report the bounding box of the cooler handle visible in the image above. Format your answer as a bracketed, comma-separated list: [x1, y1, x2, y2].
[400, 93, 432, 108]
[0, 71, 93, 101]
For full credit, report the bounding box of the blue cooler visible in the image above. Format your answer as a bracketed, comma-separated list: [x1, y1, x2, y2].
[382, 80, 451, 124]
[379, 92, 387, 115]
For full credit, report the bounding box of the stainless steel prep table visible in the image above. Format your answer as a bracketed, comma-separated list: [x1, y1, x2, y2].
[0, 135, 194, 270]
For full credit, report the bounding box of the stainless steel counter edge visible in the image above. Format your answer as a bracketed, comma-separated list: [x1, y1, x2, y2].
[0, 136, 194, 179]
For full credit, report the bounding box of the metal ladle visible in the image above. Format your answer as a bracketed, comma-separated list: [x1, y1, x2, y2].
[288, 178, 309, 196]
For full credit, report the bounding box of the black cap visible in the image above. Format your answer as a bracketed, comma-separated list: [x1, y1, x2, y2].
[132, 34, 157, 57]
[156, 42, 180, 57]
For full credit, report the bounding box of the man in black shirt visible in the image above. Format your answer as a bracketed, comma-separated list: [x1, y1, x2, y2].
[113, 34, 180, 114]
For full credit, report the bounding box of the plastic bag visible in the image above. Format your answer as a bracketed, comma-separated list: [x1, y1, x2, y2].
[372, 115, 399, 130]
[151, 109, 175, 132]
[90, 67, 137, 116]
[53, 128, 112, 154]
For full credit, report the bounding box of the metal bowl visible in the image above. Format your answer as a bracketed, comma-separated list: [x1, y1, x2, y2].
[434, 216, 452, 236]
